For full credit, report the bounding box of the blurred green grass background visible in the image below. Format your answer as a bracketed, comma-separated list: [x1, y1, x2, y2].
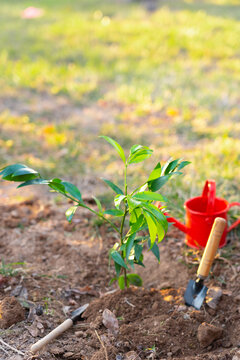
[0, 0, 240, 216]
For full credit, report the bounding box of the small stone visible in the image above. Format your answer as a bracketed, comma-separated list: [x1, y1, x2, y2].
[197, 322, 223, 348]
[75, 330, 84, 337]
[125, 351, 141, 360]
[167, 352, 172, 357]
[69, 298, 77, 306]
[35, 304, 44, 316]
[11, 210, 20, 218]
[102, 309, 119, 335]
[152, 301, 158, 311]
[183, 313, 191, 320]
[63, 352, 74, 358]
[160, 282, 171, 289]
[116, 355, 123, 360]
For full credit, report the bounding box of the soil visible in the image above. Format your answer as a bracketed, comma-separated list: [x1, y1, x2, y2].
[0, 190, 239, 360]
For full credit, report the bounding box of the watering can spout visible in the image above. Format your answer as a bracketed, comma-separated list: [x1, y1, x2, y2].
[156, 202, 188, 234]
[166, 215, 188, 234]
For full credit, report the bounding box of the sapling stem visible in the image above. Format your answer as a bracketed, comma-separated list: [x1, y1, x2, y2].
[120, 207, 128, 287]
[122, 163, 128, 287]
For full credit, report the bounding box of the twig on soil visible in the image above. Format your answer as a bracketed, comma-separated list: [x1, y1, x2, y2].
[95, 330, 108, 360]
[124, 297, 135, 308]
[0, 338, 25, 356]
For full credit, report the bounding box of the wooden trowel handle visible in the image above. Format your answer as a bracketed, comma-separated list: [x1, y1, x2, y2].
[30, 318, 73, 354]
[197, 217, 226, 279]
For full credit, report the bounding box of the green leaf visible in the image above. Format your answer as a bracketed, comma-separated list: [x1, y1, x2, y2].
[0, 164, 39, 182]
[92, 196, 102, 214]
[65, 206, 78, 223]
[51, 178, 62, 183]
[133, 191, 167, 202]
[100, 135, 126, 163]
[102, 178, 124, 195]
[148, 239, 160, 262]
[62, 181, 82, 202]
[125, 233, 136, 260]
[129, 212, 145, 233]
[142, 203, 168, 234]
[127, 273, 142, 287]
[17, 179, 49, 188]
[148, 162, 161, 181]
[134, 244, 143, 261]
[177, 160, 191, 171]
[111, 251, 128, 269]
[114, 262, 122, 278]
[127, 196, 141, 212]
[0, 164, 23, 177]
[114, 194, 126, 209]
[128, 145, 153, 164]
[103, 209, 124, 217]
[49, 180, 66, 194]
[164, 159, 180, 175]
[148, 174, 172, 192]
[143, 210, 157, 248]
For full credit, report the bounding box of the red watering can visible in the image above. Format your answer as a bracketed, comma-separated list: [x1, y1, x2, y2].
[159, 180, 240, 249]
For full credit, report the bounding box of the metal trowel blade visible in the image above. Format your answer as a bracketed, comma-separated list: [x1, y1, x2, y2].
[184, 279, 208, 310]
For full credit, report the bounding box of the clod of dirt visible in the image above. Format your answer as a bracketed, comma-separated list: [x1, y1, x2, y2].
[206, 287, 222, 309]
[197, 322, 223, 348]
[102, 308, 119, 335]
[0, 296, 25, 328]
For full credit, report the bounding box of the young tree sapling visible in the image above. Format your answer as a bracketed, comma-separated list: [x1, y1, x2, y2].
[0, 136, 189, 289]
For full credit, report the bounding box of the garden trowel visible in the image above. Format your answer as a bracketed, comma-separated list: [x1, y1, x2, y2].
[30, 303, 89, 354]
[184, 217, 226, 310]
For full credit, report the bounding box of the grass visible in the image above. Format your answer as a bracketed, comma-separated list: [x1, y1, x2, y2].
[0, 0, 240, 216]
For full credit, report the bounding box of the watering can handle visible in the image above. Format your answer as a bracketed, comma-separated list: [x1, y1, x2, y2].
[227, 202, 240, 232]
[202, 180, 216, 214]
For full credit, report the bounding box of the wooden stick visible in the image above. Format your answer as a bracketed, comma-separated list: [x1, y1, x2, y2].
[0, 338, 24, 356]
